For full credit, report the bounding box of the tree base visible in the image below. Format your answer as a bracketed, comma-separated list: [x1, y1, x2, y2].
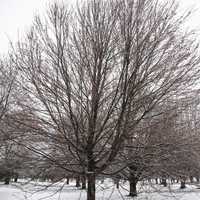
[128, 193, 137, 197]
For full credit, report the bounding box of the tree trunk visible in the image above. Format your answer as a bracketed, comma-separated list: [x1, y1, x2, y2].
[14, 177, 18, 183]
[129, 166, 138, 197]
[87, 149, 96, 200]
[66, 177, 69, 185]
[171, 178, 175, 184]
[14, 173, 18, 183]
[4, 177, 10, 185]
[161, 178, 167, 187]
[87, 172, 95, 200]
[155, 178, 158, 184]
[81, 175, 86, 190]
[76, 176, 80, 187]
[116, 179, 119, 189]
[180, 180, 186, 189]
[129, 178, 137, 197]
[190, 176, 193, 183]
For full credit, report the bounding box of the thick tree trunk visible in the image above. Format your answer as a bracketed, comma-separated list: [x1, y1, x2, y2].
[87, 149, 96, 200]
[87, 172, 95, 200]
[129, 179, 137, 197]
[189, 176, 193, 183]
[155, 178, 158, 184]
[129, 166, 138, 197]
[76, 176, 80, 187]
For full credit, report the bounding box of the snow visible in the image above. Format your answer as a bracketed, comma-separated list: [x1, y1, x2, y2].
[1, 179, 200, 200]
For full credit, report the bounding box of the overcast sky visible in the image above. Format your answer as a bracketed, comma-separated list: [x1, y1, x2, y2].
[0, 0, 200, 55]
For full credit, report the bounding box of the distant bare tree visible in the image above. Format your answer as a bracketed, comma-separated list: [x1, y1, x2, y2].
[0, 58, 16, 184]
[0, 59, 14, 121]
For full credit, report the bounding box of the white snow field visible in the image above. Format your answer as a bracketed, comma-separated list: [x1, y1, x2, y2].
[1, 179, 200, 200]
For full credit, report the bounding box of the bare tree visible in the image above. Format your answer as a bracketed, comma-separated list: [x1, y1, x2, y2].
[0, 57, 17, 184]
[10, 0, 200, 199]
[0, 59, 15, 121]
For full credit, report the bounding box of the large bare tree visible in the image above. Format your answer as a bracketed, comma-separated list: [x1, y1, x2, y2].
[11, 0, 200, 199]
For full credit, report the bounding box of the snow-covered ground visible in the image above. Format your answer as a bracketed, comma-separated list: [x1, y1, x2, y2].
[1, 179, 200, 200]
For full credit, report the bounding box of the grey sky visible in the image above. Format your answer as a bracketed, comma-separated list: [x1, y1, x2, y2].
[0, 0, 48, 54]
[0, 0, 200, 55]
